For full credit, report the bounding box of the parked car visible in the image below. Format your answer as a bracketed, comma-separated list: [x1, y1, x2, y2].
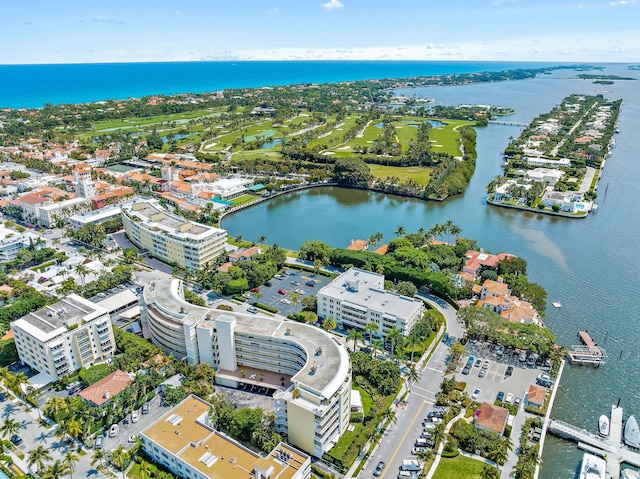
[95, 435, 104, 449]
[109, 425, 119, 438]
[505, 393, 514, 404]
[462, 364, 471, 375]
[497, 345, 505, 356]
[474, 359, 482, 368]
[142, 403, 149, 414]
[10, 435, 22, 446]
[506, 366, 514, 376]
[278, 289, 287, 295]
[305, 281, 315, 287]
[373, 461, 386, 477]
[482, 359, 490, 369]
[251, 287, 260, 293]
[467, 355, 475, 364]
[515, 397, 522, 406]
[478, 369, 486, 378]
[131, 411, 139, 423]
[280, 298, 292, 305]
[472, 388, 481, 399]
[274, 274, 284, 280]
[290, 281, 301, 286]
[128, 435, 138, 443]
[497, 391, 505, 401]
[247, 306, 258, 314]
[519, 352, 527, 362]
[264, 281, 272, 287]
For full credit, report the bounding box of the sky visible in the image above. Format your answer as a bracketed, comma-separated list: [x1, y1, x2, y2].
[2, 0, 639, 64]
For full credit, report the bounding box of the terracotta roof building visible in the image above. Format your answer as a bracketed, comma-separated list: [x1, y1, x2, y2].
[474, 402, 509, 434]
[526, 385, 548, 409]
[79, 370, 134, 406]
[346, 239, 369, 251]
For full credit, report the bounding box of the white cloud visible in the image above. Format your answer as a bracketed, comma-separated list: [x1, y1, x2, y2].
[92, 15, 123, 25]
[321, 0, 344, 11]
[609, 0, 636, 5]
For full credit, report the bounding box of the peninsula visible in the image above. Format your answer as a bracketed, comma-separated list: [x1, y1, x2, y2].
[486, 94, 621, 217]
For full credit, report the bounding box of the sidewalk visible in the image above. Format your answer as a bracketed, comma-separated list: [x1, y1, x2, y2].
[424, 410, 466, 479]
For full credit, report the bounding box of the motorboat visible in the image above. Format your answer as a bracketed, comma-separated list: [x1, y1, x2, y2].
[579, 452, 606, 479]
[552, 302, 562, 308]
[625, 415, 640, 448]
[599, 414, 610, 437]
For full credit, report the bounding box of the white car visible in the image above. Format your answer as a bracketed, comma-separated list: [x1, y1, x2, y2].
[505, 393, 514, 404]
[128, 435, 138, 443]
[280, 298, 292, 305]
[109, 424, 119, 437]
[471, 388, 481, 399]
[131, 411, 139, 423]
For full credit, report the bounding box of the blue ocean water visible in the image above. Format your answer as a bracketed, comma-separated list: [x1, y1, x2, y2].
[0, 60, 564, 109]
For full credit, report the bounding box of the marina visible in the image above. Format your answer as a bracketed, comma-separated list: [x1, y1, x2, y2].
[567, 331, 607, 366]
[548, 405, 640, 479]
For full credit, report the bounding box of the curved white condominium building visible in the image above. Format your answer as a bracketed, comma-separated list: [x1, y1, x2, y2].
[140, 278, 352, 457]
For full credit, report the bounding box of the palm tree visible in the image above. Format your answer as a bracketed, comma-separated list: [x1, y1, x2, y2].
[381, 408, 397, 428]
[489, 436, 514, 467]
[258, 235, 267, 245]
[138, 460, 154, 479]
[45, 396, 68, 424]
[416, 448, 434, 472]
[394, 226, 406, 237]
[364, 322, 379, 344]
[481, 464, 500, 479]
[111, 445, 130, 479]
[42, 459, 70, 479]
[7, 371, 28, 400]
[404, 362, 421, 391]
[64, 417, 83, 440]
[406, 333, 422, 364]
[432, 423, 445, 448]
[322, 316, 336, 331]
[0, 366, 9, 387]
[0, 418, 21, 439]
[372, 339, 385, 357]
[27, 445, 52, 474]
[62, 451, 80, 479]
[91, 449, 106, 470]
[387, 326, 403, 358]
[346, 329, 363, 351]
[73, 263, 89, 286]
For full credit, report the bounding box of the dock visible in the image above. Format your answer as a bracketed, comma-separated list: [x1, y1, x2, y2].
[547, 405, 640, 479]
[567, 330, 607, 365]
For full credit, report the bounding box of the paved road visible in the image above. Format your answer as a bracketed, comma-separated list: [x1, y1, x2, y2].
[358, 294, 463, 479]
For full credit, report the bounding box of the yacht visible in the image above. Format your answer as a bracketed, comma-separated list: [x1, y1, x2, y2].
[625, 415, 640, 448]
[579, 453, 606, 479]
[599, 414, 610, 437]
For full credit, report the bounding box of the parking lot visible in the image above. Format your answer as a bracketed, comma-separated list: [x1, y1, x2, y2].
[459, 341, 549, 407]
[245, 269, 332, 316]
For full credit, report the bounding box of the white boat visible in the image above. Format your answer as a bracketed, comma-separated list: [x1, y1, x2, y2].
[552, 302, 562, 308]
[599, 414, 610, 437]
[625, 415, 640, 448]
[579, 452, 606, 479]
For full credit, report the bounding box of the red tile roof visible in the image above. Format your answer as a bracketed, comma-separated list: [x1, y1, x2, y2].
[79, 370, 133, 406]
[475, 402, 509, 433]
[527, 385, 547, 407]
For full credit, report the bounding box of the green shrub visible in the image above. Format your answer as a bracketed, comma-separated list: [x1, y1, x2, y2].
[442, 441, 459, 458]
[252, 302, 278, 313]
[504, 425, 512, 438]
[350, 412, 364, 423]
[217, 304, 233, 311]
[233, 295, 247, 303]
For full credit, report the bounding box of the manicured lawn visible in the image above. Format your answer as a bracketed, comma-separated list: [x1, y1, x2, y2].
[429, 119, 475, 157]
[353, 385, 373, 415]
[368, 164, 431, 186]
[432, 455, 487, 479]
[230, 194, 260, 206]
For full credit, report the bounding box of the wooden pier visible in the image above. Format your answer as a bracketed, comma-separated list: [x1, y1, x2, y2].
[548, 405, 640, 478]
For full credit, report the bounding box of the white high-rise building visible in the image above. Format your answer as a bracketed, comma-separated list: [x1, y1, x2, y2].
[11, 294, 115, 381]
[140, 278, 351, 457]
[317, 268, 424, 337]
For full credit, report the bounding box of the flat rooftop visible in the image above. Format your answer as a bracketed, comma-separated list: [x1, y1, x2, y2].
[124, 199, 225, 239]
[319, 268, 423, 319]
[143, 279, 349, 398]
[141, 395, 308, 479]
[12, 294, 107, 342]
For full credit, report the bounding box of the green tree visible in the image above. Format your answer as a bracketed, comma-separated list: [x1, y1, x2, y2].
[44, 396, 68, 424]
[333, 158, 372, 187]
[28, 445, 52, 474]
[0, 418, 21, 439]
[394, 226, 407, 237]
[347, 329, 364, 351]
[62, 451, 80, 479]
[42, 459, 70, 479]
[396, 281, 417, 297]
[111, 446, 130, 479]
[322, 316, 336, 331]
